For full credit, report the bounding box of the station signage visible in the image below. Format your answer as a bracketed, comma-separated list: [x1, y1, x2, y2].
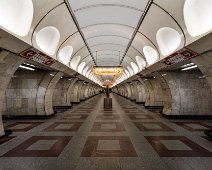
[163, 48, 198, 65]
[19, 47, 56, 66]
[93, 67, 123, 76]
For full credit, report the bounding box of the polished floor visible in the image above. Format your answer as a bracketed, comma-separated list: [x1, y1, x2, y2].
[0, 94, 212, 170]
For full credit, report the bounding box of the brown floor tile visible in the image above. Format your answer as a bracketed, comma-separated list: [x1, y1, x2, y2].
[202, 136, 212, 142]
[0, 136, 16, 145]
[91, 122, 126, 132]
[2, 136, 71, 157]
[134, 122, 174, 131]
[175, 122, 212, 132]
[62, 114, 88, 120]
[145, 136, 212, 157]
[73, 110, 92, 113]
[43, 122, 82, 132]
[124, 110, 144, 114]
[128, 114, 154, 120]
[96, 115, 120, 120]
[81, 136, 137, 157]
[5, 122, 43, 132]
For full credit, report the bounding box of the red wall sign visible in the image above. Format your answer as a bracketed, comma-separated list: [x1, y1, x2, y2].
[163, 48, 199, 65]
[19, 48, 56, 66]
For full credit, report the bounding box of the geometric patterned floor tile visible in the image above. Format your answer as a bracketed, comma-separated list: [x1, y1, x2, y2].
[91, 122, 126, 132]
[81, 136, 137, 157]
[202, 136, 212, 142]
[73, 110, 92, 114]
[62, 114, 88, 120]
[96, 115, 120, 120]
[0, 136, 16, 145]
[1, 136, 71, 157]
[124, 110, 144, 114]
[99, 110, 117, 113]
[175, 122, 212, 132]
[145, 136, 212, 157]
[134, 122, 174, 131]
[5, 122, 43, 132]
[128, 114, 154, 120]
[43, 122, 82, 132]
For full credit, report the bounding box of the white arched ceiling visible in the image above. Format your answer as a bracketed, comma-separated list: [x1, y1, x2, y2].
[127, 66, 134, 76]
[184, 0, 212, 37]
[156, 27, 182, 56]
[74, 6, 141, 28]
[58, 46, 73, 65]
[32, 4, 79, 59]
[83, 24, 134, 40]
[78, 62, 86, 74]
[124, 70, 130, 78]
[82, 66, 89, 76]
[153, 0, 212, 45]
[70, 56, 81, 70]
[143, 46, 159, 65]
[0, 0, 33, 37]
[57, 33, 85, 60]
[86, 69, 92, 78]
[35, 26, 60, 56]
[138, 3, 185, 59]
[132, 32, 160, 60]
[67, 0, 150, 77]
[130, 62, 139, 74]
[136, 56, 146, 71]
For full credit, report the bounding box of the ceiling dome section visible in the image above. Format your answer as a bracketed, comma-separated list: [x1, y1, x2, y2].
[36, 26, 60, 56]
[83, 66, 89, 76]
[184, 0, 212, 37]
[78, 62, 86, 74]
[0, 0, 33, 36]
[136, 56, 146, 71]
[58, 46, 73, 65]
[130, 62, 139, 74]
[70, 56, 81, 71]
[156, 27, 181, 56]
[143, 46, 158, 65]
[127, 66, 134, 76]
[124, 70, 130, 78]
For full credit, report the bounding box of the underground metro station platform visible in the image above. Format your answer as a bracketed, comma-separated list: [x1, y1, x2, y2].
[0, 0, 212, 170]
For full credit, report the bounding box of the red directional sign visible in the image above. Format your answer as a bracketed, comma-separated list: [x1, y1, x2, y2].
[19, 48, 56, 66]
[163, 48, 198, 65]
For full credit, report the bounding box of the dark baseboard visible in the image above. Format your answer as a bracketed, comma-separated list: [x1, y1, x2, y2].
[0, 129, 12, 141]
[136, 102, 145, 105]
[2, 112, 57, 120]
[145, 106, 164, 109]
[161, 114, 212, 120]
[71, 102, 81, 105]
[204, 130, 212, 137]
[53, 106, 72, 110]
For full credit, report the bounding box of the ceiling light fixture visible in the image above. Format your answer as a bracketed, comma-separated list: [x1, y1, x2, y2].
[19, 65, 35, 71]
[181, 65, 197, 71]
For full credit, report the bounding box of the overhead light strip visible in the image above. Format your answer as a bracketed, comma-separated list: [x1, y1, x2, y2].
[181, 65, 197, 71]
[19, 65, 35, 71]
